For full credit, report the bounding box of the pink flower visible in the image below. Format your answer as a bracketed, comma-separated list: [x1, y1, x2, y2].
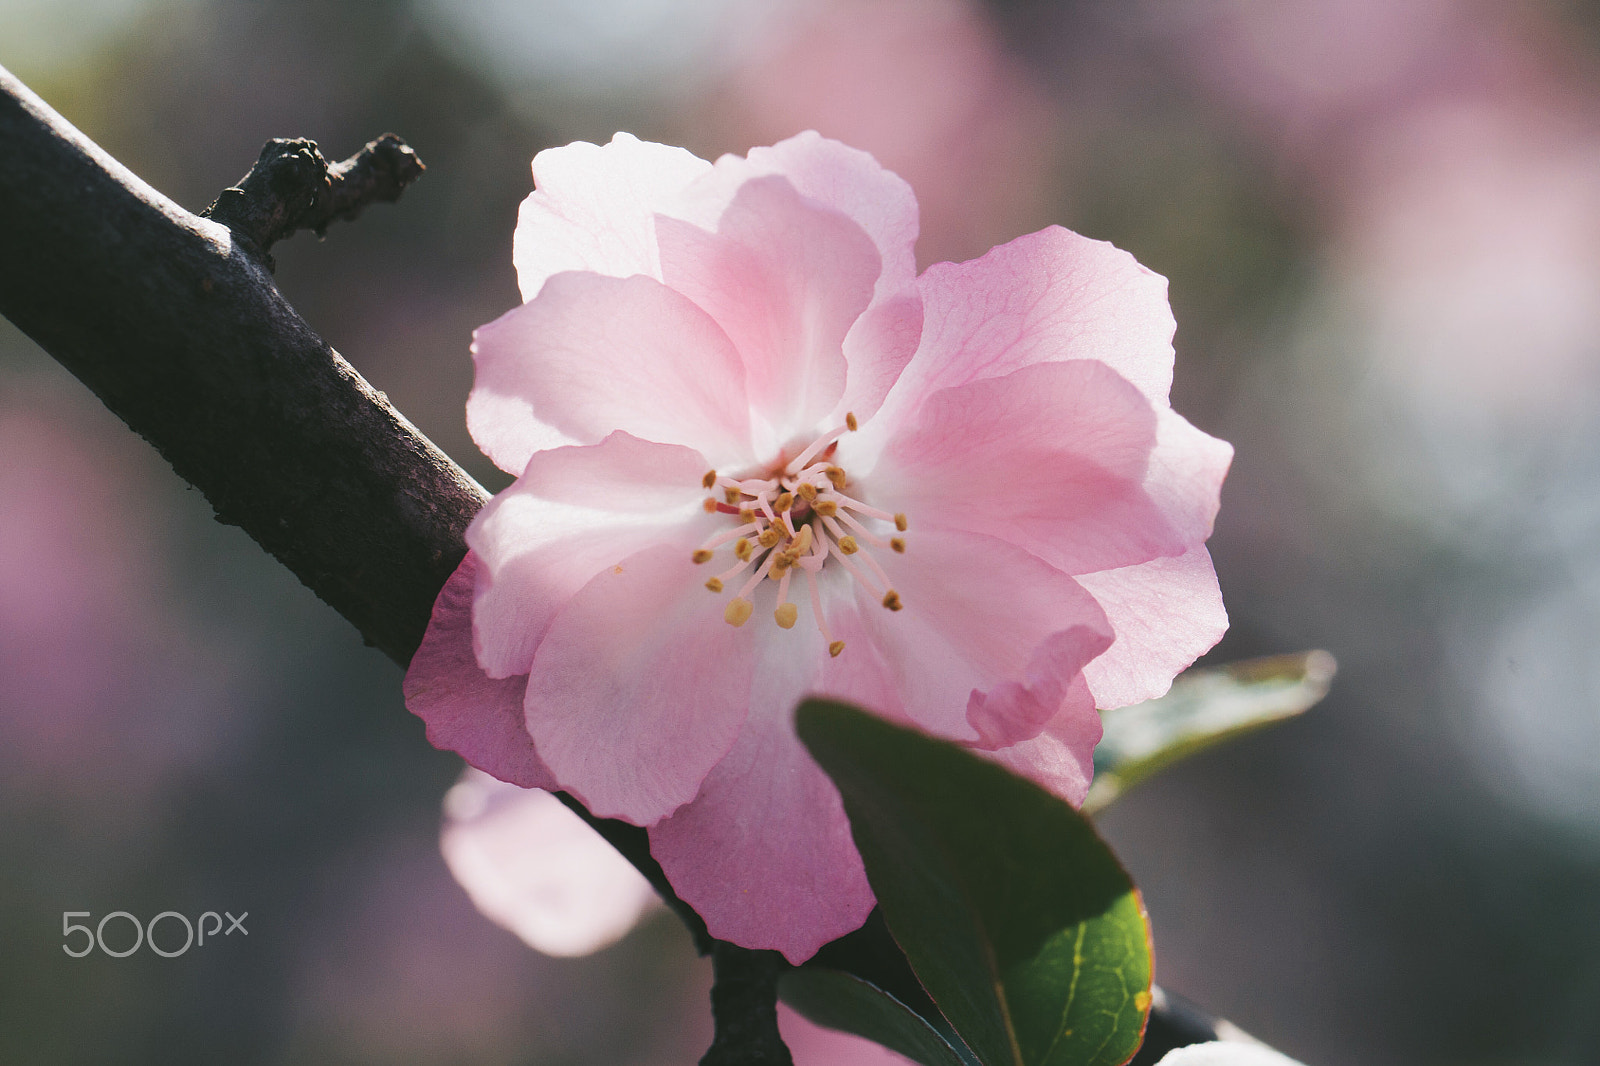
[405, 132, 1230, 963]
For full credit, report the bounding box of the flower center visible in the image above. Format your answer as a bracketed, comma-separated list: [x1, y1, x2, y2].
[692, 413, 907, 657]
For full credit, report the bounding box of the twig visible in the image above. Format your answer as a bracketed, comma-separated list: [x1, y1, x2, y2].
[702, 942, 794, 1066]
[201, 134, 425, 268]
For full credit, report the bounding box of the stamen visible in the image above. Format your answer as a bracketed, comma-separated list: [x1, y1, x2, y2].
[724, 598, 753, 627]
[704, 577, 723, 593]
[823, 536, 885, 598]
[835, 508, 890, 549]
[692, 550, 713, 564]
[833, 492, 895, 523]
[735, 550, 780, 601]
[774, 491, 794, 513]
[845, 411, 858, 431]
[813, 499, 839, 517]
[829, 640, 846, 657]
[774, 602, 798, 629]
[724, 487, 741, 504]
[796, 482, 818, 502]
[837, 536, 859, 555]
[882, 590, 903, 611]
[786, 424, 849, 474]
[702, 498, 718, 513]
[825, 465, 847, 489]
[895, 512, 908, 532]
[758, 527, 781, 549]
[702, 470, 717, 489]
[890, 537, 906, 553]
[734, 539, 753, 561]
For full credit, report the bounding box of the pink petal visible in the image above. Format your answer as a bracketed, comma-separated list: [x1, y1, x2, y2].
[868, 360, 1184, 576]
[676, 132, 925, 422]
[402, 552, 555, 790]
[650, 610, 886, 964]
[523, 544, 754, 825]
[657, 176, 879, 448]
[439, 770, 660, 957]
[1144, 406, 1234, 546]
[884, 225, 1177, 420]
[778, 1003, 921, 1066]
[467, 272, 754, 474]
[466, 432, 716, 679]
[512, 133, 711, 301]
[852, 527, 1112, 746]
[1077, 546, 1229, 710]
[985, 685, 1103, 807]
[742, 131, 920, 301]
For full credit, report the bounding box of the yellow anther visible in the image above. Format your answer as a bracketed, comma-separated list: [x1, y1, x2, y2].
[738, 508, 756, 523]
[845, 411, 858, 431]
[894, 512, 908, 532]
[705, 577, 724, 593]
[724, 598, 754, 627]
[692, 549, 713, 564]
[882, 590, 903, 611]
[838, 536, 859, 555]
[774, 491, 795, 513]
[771, 555, 794, 576]
[814, 500, 838, 517]
[775, 603, 799, 629]
[890, 537, 905, 553]
[792, 524, 814, 553]
[828, 640, 846, 657]
[703, 498, 718, 513]
[724, 487, 742, 504]
[734, 539, 753, 561]
[825, 466, 847, 489]
[796, 482, 818, 502]
[702, 470, 717, 489]
[758, 528, 781, 548]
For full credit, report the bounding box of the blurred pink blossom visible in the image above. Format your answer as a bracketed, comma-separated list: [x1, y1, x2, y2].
[406, 132, 1230, 962]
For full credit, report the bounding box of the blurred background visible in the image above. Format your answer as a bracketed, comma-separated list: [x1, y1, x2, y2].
[4, 0, 1600, 1062]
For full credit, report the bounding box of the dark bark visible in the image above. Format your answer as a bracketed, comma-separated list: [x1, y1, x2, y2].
[0, 62, 1237, 1064]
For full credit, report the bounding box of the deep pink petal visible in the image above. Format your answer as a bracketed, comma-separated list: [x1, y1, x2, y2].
[402, 552, 555, 789]
[523, 544, 754, 825]
[852, 527, 1112, 745]
[512, 133, 711, 301]
[867, 360, 1184, 576]
[651, 605, 887, 963]
[658, 176, 879, 447]
[1077, 546, 1229, 710]
[466, 433, 716, 678]
[467, 272, 754, 475]
[882, 225, 1176, 423]
[985, 684, 1103, 808]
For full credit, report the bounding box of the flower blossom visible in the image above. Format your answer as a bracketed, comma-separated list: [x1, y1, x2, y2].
[405, 131, 1231, 963]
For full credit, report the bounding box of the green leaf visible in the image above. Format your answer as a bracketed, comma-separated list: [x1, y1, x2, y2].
[1086, 651, 1336, 813]
[797, 700, 1152, 1066]
[779, 968, 979, 1066]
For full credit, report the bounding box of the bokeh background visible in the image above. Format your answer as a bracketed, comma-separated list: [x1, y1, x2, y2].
[5, 0, 1600, 1062]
